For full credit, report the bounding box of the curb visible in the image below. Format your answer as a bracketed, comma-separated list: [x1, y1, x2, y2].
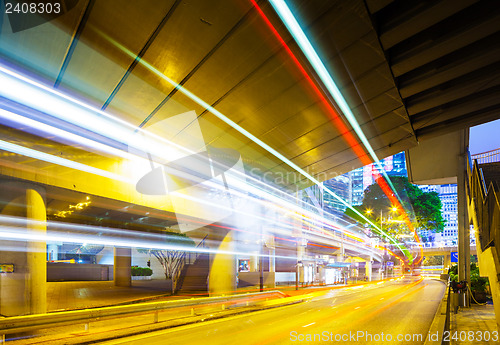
[13, 296, 306, 345]
[424, 279, 449, 345]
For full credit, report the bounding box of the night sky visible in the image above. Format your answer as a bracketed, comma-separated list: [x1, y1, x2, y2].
[469, 118, 500, 155]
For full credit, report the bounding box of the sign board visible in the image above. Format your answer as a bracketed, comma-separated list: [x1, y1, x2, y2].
[451, 252, 459, 263]
[0, 264, 14, 273]
[238, 259, 249, 272]
[386, 262, 394, 267]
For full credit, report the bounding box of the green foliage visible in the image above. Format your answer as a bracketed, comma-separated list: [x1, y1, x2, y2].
[423, 255, 444, 266]
[131, 266, 153, 276]
[138, 230, 196, 292]
[448, 263, 489, 291]
[346, 176, 445, 239]
[470, 262, 488, 292]
[344, 205, 368, 224]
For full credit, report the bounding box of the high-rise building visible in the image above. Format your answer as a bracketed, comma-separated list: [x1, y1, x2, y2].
[418, 184, 458, 246]
[304, 150, 459, 248]
[351, 152, 407, 205]
[300, 183, 324, 217]
[351, 169, 364, 206]
[323, 173, 352, 216]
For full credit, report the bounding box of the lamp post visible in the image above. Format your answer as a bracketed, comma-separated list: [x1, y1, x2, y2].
[366, 206, 400, 278]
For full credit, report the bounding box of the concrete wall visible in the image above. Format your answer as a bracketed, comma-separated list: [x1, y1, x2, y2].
[275, 272, 296, 284]
[238, 272, 275, 288]
[96, 246, 166, 280]
[47, 263, 112, 281]
[406, 130, 462, 185]
[130, 248, 165, 280]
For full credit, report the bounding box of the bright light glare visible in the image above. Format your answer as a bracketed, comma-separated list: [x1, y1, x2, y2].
[267, 0, 414, 261]
[0, 139, 131, 182]
[91, 28, 406, 259]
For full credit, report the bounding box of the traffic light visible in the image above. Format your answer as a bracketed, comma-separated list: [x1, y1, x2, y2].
[147, 260, 151, 267]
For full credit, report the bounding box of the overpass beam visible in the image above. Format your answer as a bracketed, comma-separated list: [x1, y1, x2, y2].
[0, 182, 47, 316]
[208, 230, 236, 296]
[444, 253, 451, 272]
[365, 258, 372, 281]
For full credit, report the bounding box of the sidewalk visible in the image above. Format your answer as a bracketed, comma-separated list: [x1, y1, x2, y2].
[450, 302, 499, 344]
[46, 280, 175, 312]
[45, 278, 392, 312]
[45, 280, 305, 312]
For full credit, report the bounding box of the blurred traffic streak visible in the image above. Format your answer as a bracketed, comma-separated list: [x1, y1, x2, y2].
[94, 277, 443, 345]
[0, 63, 398, 260]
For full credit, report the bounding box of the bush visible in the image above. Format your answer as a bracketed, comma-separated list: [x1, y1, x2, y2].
[470, 263, 488, 292]
[448, 263, 488, 291]
[131, 266, 153, 276]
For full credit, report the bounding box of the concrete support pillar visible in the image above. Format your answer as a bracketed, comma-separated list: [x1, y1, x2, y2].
[296, 244, 305, 287]
[269, 248, 275, 272]
[318, 265, 324, 285]
[444, 254, 451, 272]
[26, 189, 47, 314]
[0, 182, 46, 316]
[114, 247, 131, 287]
[249, 252, 259, 272]
[469, 195, 500, 331]
[457, 131, 470, 306]
[209, 230, 236, 296]
[365, 260, 372, 281]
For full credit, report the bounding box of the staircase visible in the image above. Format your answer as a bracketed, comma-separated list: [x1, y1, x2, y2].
[467, 151, 500, 330]
[177, 236, 210, 293]
[478, 162, 500, 192]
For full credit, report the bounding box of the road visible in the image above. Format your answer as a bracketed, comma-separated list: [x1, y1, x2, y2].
[99, 277, 446, 345]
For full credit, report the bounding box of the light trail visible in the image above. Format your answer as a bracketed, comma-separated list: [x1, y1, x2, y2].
[0, 215, 292, 260]
[0, 58, 408, 260]
[258, 0, 421, 263]
[0, 62, 389, 258]
[250, 0, 414, 262]
[0, 139, 131, 183]
[89, 26, 408, 261]
[0, 108, 136, 160]
[0, 64, 371, 249]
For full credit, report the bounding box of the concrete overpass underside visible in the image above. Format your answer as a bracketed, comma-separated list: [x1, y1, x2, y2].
[0, 0, 499, 317]
[0, 0, 498, 186]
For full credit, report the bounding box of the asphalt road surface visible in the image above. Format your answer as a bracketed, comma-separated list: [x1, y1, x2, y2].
[99, 277, 446, 345]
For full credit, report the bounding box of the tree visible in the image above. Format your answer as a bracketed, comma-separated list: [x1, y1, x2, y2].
[345, 176, 445, 241]
[423, 255, 444, 266]
[138, 231, 195, 293]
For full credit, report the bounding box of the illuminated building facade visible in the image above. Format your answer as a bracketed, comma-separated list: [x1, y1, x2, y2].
[350, 152, 407, 206]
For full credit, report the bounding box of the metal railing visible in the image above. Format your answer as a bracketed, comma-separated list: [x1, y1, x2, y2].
[0, 290, 289, 338]
[185, 234, 209, 265]
[471, 148, 500, 164]
[467, 152, 500, 251]
[173, 234, 209, 292]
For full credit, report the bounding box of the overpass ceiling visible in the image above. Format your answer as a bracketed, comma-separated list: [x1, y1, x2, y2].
[0, 0, 498, 191]
[367, 0, 500, 140]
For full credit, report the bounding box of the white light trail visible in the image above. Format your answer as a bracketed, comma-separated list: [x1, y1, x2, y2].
[268, 0, 400, 196]
[0, 63, 392, 258]
[0, 139, 131, 182]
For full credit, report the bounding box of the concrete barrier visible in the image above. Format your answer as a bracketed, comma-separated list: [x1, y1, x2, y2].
[424, 280, 450, 345]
